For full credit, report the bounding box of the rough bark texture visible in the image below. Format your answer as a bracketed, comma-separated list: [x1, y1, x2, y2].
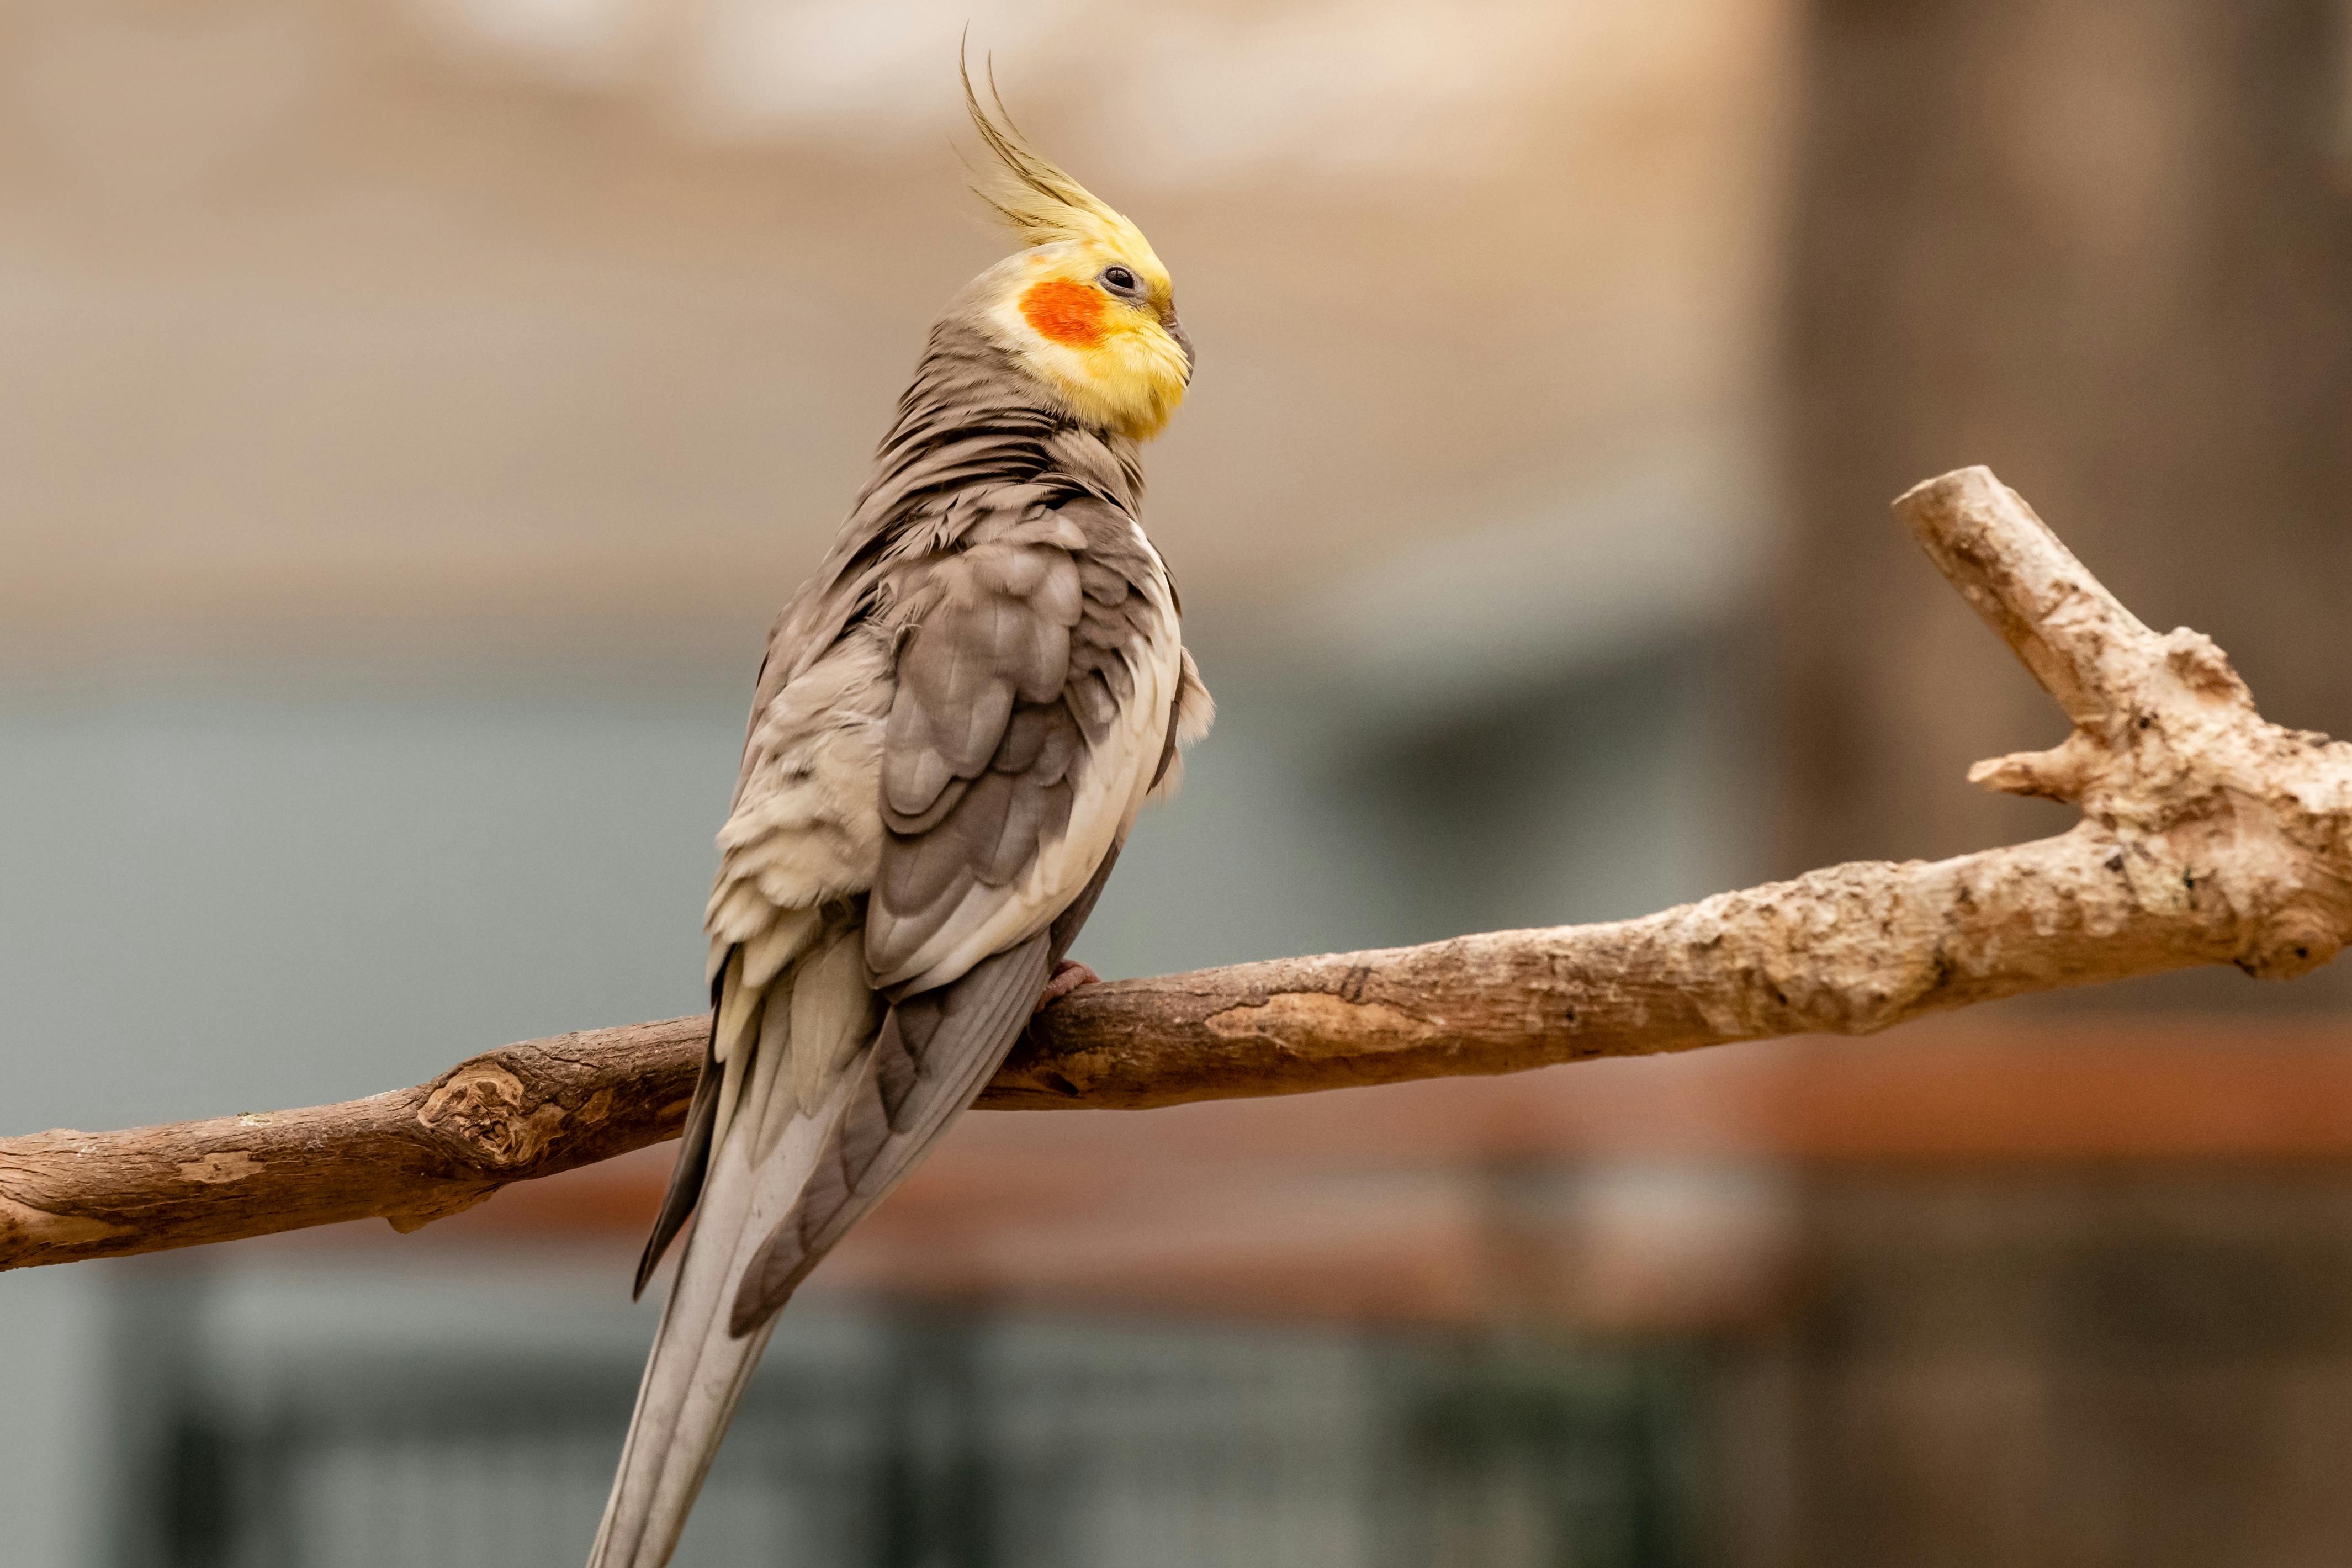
[0, 1017, 707, 1269]
[8, 468, 2352, 1272]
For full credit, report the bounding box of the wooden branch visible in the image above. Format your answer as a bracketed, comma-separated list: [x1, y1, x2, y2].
[9, 467, 2352, 1273]
[0, 1017, 708, 1270]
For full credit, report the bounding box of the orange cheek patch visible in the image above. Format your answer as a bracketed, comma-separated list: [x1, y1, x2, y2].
[1019, 278, 1107, 348]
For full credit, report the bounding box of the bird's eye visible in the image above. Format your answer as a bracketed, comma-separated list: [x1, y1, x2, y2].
[1101, 266, 1139, 295]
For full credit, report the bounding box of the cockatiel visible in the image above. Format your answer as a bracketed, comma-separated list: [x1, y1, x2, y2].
[586, 68, 1210, 1568]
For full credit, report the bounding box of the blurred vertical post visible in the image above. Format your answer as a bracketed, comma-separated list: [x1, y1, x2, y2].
[1781, 0, 2352, 956]
[1754, 6, 2352, 1567]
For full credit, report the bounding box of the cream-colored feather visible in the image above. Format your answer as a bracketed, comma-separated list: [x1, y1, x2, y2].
[785, 927, 871, 1117]
[705, 629, 893, 978]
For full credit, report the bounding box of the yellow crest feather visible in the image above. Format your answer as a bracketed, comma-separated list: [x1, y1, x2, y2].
[961, 54, 1147, 255]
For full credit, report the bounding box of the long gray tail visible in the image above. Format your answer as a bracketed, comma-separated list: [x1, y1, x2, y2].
[586, 920, 1052, 1567]
[587, 926, 871, 1567]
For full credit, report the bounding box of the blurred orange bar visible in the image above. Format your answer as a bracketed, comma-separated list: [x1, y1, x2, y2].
[283, 1017, 2352, 1330]
[433, 1018, 2352, 1230]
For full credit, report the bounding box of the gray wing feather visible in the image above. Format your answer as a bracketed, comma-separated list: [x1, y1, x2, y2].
[865, 496, 1166, 988]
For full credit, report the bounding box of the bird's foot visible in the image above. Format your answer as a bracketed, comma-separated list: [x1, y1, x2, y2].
[1036, 960, 1099, 1013]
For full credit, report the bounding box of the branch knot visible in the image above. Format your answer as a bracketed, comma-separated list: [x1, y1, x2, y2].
[2161, 629, 2253, 706]
[417, 1060, 569, 1171]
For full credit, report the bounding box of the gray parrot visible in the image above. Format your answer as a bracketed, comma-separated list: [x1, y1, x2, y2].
[585, 70, 1211, 1568]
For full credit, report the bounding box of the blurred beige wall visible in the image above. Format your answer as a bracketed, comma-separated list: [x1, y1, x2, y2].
[0, 0, 1795, 678]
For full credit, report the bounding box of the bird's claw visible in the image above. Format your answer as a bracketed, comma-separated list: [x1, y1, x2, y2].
[1036, 960, 1099, 1013]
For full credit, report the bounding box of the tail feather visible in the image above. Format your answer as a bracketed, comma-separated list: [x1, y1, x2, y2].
[632, 970, 728, 1300]
[731, 931, 1050, 1330]
[590, 925, 870, 1568]
[590, 919, 1054, 1567]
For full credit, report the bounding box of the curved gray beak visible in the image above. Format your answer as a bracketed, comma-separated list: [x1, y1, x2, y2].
[1162, 308, 1194, 382]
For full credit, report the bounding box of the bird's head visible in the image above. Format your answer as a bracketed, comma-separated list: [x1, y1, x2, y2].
[962, 65, 1191, 443]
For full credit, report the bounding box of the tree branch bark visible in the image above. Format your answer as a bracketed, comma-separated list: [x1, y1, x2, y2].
[9, 467, 2351, 1273]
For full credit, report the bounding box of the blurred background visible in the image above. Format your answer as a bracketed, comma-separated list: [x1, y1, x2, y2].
[3, 0, 2351, 1562]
